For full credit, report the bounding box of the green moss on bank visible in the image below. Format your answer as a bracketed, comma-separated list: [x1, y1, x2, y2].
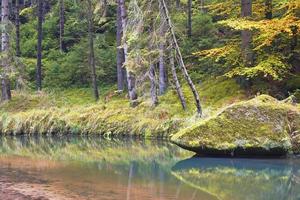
[0, 78, 246, 137]
[171, 95, 300, 155]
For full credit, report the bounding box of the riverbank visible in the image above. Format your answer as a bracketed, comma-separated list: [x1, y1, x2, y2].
[0, 78, 245, 137]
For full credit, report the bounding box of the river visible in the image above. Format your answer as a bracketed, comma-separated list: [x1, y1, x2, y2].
[0, 135, 299, 200]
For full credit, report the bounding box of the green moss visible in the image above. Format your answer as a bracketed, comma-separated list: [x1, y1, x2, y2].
[171, 95, 300, 155]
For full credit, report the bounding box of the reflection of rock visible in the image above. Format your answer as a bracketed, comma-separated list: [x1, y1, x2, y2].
[172, 95, 300, 156]
[172, 157, 300, 200]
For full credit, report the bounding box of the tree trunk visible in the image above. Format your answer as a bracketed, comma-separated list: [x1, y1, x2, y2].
[160, 0, 202, 116]
[59, 0, 65, 52]
[1, 0, 11, 101]
[158, 12, 167, 95]
[119, 0, 138, 103]
[170, 50, 187, 110]
[200, 0, 205, 13]
[187, 0, 192, 37]
[87, 0, 99, 100]
[15, 0, 21, 57]
[265, 0, 272, 19]
[176, 0, 180, 10]
[117, 0, 125, 91]
[149, 62, 158, 107]
[241, 0, 254, 67]
[36, 0, 43, 91]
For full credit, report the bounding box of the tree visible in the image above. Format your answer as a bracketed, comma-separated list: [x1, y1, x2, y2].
[265, 0, 272, 19]
[36, 0, 43, 91]
[15, 0, 21, 57]
[59, 0, 65, 52]
[87, 0, 99, 100]
[187, 0, 192, 37]
[160, 0, 203, 116]
[116, 0, 126, 91]
[158, 10, 167, 95]
[1, 0, 12, 101]
[119, 0, 138, 103]
[241, 0, 254, 67]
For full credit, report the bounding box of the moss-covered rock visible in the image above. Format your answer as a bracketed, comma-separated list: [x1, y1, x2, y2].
[171, 95, 300, 156]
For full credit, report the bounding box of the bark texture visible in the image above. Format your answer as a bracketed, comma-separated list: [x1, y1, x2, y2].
[241, 0, 254, 67]
[87, 0, 99, 100]
[149, 62, 158, 107]
[158, 12, 167, 95]
[59, 0, 65, 52]
[1, 0, 11, 101]
[36, 0, 43, 91]
[119, 0, 137, 102]
[15, 0, 21, 57]
[117, 0, 126, 91]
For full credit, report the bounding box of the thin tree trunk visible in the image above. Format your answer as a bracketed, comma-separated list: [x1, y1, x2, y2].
[187, 0, 192, 37]
[160, 0, 202, 116]
[200, 0, 205, 13]
[15, 0, 21, 57]
[170, 50, 187, 110]
[149, 62, 158, 107]
[87, 0, 99, 100]
[241, 0, 254, 67]
[1, 0, 11, 101]
[59, 0, 65, 52]
[265, 0, 272, 19]
[159, 11, 167, 95]
[36, 0, 43, 91]
[117, 0, 125, 91]
[119, 0, 137, 103]
[176, 0, 180, 10]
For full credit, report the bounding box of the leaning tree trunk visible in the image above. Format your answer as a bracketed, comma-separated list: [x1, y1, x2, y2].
[170, 50, 187, 110]
[149, 62, 158, 107]
[1, 0, 12, 101]
[158, 11, 168, 95]
[36, 0, 43, 91]
[87, 0, 99, 100]
[187, 0, 192, 37]
[59, 0, 65, 52]
[15, 0, 21, 57]
[116, 0, 125, 91]
[119, 0, 137, 102]
[160, 0, 202, 116]
[241, 0, 254, 67]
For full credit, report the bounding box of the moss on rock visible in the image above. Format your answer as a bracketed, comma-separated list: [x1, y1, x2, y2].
[171, 95, 300, 156]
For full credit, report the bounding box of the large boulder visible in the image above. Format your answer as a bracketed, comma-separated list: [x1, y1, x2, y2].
[171, 95, 300, 156]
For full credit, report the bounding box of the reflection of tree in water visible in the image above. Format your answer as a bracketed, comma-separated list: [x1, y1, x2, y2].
[172, 157, 300, 200]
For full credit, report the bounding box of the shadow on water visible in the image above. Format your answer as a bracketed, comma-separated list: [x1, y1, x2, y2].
[171, 157, 300, 200]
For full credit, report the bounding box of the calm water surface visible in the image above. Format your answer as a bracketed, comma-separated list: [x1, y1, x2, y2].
[0, 136, 299, 200]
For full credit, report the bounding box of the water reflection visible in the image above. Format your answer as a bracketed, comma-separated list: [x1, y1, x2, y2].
[0, 136, 299, 200]
[172, 157, 300, 200]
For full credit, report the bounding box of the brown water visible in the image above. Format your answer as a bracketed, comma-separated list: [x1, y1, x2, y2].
[0, 136, 299, 200]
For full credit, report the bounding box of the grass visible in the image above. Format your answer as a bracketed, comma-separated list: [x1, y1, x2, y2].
[0, 78, 246, 138]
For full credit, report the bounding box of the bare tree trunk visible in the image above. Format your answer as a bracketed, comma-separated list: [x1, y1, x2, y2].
[36, 0, 43, 91]
[187, 0, 192, 37]
[87, 0, 99, 100]
[59, 0, 65, 52]
[15, 0, 21, 57]
[117, 0, 125, 91]
[160, 0, 202, 116]
[176, 0, 180, 10]
[265, 0, 272, 19]
[241, 0, 254, 67]
[158, 12, 167, 95]
[1, 0, 11, 101]
[119, 0, 138, 103]
[200, 0, 205, 13]
[149, 62, 158, 107]
[170, 50, 187, 110]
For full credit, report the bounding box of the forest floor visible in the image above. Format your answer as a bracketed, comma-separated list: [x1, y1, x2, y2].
[0, 78, 246, 137]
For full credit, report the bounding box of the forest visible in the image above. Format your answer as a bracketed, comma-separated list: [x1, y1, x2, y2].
[0, 0, 299, 152]
[0, 0, 299, 199]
